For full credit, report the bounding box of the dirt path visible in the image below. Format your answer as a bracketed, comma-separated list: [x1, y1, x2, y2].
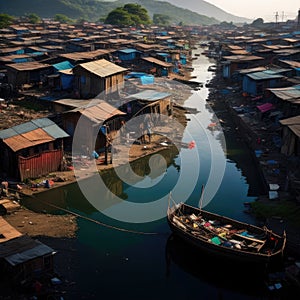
[3, 206, 77, 238]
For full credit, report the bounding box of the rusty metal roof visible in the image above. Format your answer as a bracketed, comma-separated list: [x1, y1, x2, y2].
[142, 57, 173, 67]
[280, 115, 300, 138]
[0, 118, 69, 151]
[59, 49, 111, 61]
[3, 128, 54, 152]
[70, 100, 126, 124]
[6, 61, 51, 71]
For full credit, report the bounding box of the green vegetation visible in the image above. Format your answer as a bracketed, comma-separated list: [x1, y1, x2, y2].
[251, 200, 300, 227]
[26, 13, 41, 24]
[54, 13, 74, 24]
[105, 3, 151, 26]
[0, 13, 15, 29]
[0, 0, 218, 25]
[153, 13, 171, 26]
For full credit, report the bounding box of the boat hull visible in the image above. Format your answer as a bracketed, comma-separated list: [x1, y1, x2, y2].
[167, 203, 286, 266]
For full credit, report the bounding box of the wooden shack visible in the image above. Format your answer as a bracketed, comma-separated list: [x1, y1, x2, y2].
[0, 217, 55, 283]
[6, 61, 52, 89]
[0, 118, 69, 181]
[61, 100, 126, 154]
[72, 58, 128, 99]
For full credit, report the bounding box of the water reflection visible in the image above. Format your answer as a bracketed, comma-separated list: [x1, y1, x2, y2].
[165, 234, 268, 298]
[22, 145, 180, 215]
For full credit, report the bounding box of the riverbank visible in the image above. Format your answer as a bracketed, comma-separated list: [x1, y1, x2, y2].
[205, 61, 300, 258]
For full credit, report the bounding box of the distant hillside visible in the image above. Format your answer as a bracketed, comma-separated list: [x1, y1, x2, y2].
[165, 0, 251, 23]
[0, 0, 219, 25]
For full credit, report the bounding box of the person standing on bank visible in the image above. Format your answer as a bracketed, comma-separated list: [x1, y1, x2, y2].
[144, 114, 152, 143]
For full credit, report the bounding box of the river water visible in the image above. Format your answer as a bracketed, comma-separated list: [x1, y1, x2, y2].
[24, 47, 273, 299]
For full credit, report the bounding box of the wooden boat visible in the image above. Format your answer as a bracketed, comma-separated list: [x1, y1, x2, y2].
[167, 197, 286, 265]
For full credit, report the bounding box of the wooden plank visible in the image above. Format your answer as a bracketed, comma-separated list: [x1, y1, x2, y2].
[233, 233, 265, 244]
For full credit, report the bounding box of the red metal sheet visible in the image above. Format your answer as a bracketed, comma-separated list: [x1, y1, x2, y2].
[18, 150, 63, 180]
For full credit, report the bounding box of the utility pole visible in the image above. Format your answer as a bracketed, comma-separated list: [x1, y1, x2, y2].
[275, 11, 279, 24]
[281, 11, 284, 22]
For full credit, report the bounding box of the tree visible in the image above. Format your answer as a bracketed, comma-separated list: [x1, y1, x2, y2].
[105, 7, 134, 26]
[54, 14, 74, 24]
[0, 14, 14, 29]
[153, 14, 171, 26]
[26, 13, 41, 24]
[123, 3, 151, 25]
[104, 4, 151, 26]
[251, 18, 264, 27]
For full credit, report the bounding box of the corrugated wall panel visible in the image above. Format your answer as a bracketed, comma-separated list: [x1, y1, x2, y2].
[18, 150, 63, 181]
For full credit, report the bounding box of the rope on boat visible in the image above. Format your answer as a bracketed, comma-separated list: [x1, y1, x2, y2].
[8, 188, 162, 236]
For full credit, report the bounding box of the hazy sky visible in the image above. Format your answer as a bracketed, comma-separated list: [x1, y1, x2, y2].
[205, 0, 299, 22]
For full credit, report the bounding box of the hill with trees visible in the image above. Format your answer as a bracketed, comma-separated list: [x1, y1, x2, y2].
[0, 0, 218, 25]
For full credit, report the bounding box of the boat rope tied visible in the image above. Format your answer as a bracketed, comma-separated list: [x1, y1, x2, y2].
[8, 188, 164, 236]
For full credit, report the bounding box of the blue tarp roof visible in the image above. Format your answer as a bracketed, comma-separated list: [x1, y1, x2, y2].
[125, 72, 148, 79]
[140, 75, 154, 85]
[0, 118, 69, 140]
[157, 52, 169, 57]
[53, 61, 74, 71]
[126, 89, 171, 101]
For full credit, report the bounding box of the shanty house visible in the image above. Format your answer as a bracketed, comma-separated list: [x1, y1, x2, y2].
[0, 217, 55, 283]
[0, 118, 69, 181]
[141, 57, 173, 76]
[267, 85, 300, 118]
[72, 59, 128, 99]
[47, 60, 74, 90]
[242, 69, 290, 97]
[6, 61, 52, 89]
[61, 100, 126, 153]
[113, 48, 142, 62]
[124, 89, 172, 120]
[280, 115, 300, 156]
[222, 55, 264, 80]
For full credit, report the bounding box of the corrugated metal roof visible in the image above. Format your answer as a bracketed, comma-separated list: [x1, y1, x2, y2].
[59, 49, 111, 61]
[13, 122, 38, 135]
[3, 128, 54, 152]
[126, 89, 171, 101]
[247, 71, 284, 81]
[54, 99, 91, 108]
[31, 118, 55, 128]
[0, 118, 69, 150]
[117, 48, 139, 54]
[280, 115, 300, 138]
[0, 128, 18, 140]
[0, 235, 54, 266]
[43, 124, 70, 139]
[239, 67, 267, 74]
[59, 69, 73, 75]
[223, 55, 264, 62]
[70, 100, 126, 124]
[142, 56, 173, 67]
[75, 59, 127, 78]
[6, 61, 51, 71]
[268, 85, 300, 101]
[279, 59, 300, 68]
[230, 50, 249, 55]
